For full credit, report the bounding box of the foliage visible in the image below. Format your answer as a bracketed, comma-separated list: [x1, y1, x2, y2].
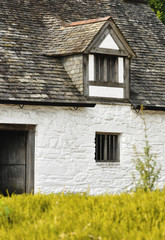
[131, 110, 161, 191]
[127, 0, 165, 24]
[147, 0, 165, 24]
[0, 190, 165, 239]
[148, 0, 165, 24]
[132, 140, 161, 191]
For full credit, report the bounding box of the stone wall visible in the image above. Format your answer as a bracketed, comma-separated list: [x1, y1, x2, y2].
[0, 103, 165, 194]
[62, 54, 83, 94]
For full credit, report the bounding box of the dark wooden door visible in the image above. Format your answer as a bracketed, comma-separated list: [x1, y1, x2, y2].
[0, 130, 26, 195]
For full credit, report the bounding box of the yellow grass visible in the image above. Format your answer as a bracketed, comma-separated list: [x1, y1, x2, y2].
[0, 189, 165, 239]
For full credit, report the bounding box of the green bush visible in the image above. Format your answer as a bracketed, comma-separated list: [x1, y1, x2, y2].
[131, 109, 161, 191]
[0, 190, 165, 239]
[148, 0, 165, 24]
[132, 139, 161, 191]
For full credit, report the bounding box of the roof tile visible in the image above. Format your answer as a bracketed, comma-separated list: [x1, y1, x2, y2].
[0, 0, 164, 108]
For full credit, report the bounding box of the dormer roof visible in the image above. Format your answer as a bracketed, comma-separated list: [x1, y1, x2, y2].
[45, 16, 135, 57]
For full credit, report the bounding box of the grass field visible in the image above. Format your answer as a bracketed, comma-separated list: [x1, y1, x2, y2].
[0, 189, 165, 239]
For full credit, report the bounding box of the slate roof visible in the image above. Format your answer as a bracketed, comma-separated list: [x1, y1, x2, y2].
[0, 0, 165, 109]
[0, 0, 92, 106]
[45, 17, 110, 56]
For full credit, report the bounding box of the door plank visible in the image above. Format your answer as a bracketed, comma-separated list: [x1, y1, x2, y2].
[0, 165, 25, 195]
[0, 130, 26, 195]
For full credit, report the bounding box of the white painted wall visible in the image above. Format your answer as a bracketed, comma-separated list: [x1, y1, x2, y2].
[118, 57, 124, 83]
[0, 103, 165, 194]
[89, 86, 124, 98]
[89, 54, 94, 81]
[99, 34, 119, 50]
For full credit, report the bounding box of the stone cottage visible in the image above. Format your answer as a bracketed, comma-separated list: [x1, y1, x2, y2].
[0, 0, 165, 195]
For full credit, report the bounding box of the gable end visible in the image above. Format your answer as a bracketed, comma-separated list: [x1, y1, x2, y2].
[84, 19, 135, 58]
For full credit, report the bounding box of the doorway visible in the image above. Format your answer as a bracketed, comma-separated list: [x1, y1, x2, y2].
[0, 124, 35, 195]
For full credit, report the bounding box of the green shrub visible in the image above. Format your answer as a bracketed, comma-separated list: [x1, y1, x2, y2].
[131, 108, 161, 191]
[132, 139, 161, 191]
[0, 190, 165, 239]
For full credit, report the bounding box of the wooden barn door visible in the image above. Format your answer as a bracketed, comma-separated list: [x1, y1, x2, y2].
[0, 125, 35, 195]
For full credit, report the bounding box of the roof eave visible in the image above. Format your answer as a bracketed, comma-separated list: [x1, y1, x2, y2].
[0, 100, 96, 108]
[132, 103, 165, 112]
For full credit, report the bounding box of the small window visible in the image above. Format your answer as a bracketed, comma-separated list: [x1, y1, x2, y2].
[88, 54, 126, 99]
[95, 54, 118, 83]
[95, 133, 119, 162]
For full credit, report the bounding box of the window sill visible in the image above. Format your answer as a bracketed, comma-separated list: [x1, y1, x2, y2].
[89, 81, 124, 88]
[96, 162, 121, 168]
[86, 96, 130, 104]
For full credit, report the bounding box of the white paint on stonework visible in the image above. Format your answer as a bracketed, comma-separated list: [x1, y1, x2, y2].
[118, 57, 124, 83]
[88, 54, 94, 81]
[89, 85, 124, 98]
[0, 104, 165, 195]
[99, 34, 119, 50]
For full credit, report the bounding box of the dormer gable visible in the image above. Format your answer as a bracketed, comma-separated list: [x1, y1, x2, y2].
[83, 17, 135, 58]
[82, 18, 135, 101]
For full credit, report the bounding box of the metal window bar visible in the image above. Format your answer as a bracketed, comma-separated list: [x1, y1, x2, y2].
[95, 133, 118, 162]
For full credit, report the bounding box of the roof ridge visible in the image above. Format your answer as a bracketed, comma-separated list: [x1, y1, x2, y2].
[63, 16, 111, 27]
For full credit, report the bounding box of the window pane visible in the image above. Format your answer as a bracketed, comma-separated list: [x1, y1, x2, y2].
[100, 56, 104, 82]
[95, 55, 100, 82]
[94, 55, 118, 83]
[111, 57, 116, 83]
[107, 56, 111, 83]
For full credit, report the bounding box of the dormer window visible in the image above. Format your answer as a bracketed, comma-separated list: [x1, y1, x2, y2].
[89, 54, 124, 83]
[88, 54, 125, 99]
[48, 17, 135, 101]
[83, 22, 135, 100]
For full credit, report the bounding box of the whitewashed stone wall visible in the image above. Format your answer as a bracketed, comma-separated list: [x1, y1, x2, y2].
[0, 103, 165, 194]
